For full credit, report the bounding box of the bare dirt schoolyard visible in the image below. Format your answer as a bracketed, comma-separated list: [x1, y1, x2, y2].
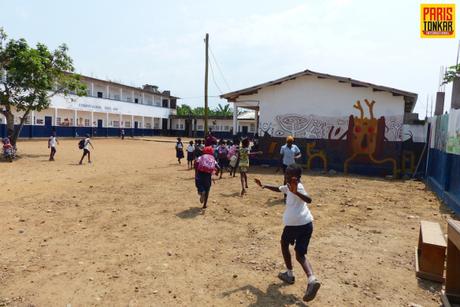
[0, 138, 456, 306]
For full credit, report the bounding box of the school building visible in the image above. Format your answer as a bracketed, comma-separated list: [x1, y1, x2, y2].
[0, 75, 178, 138]
[221, 68, 424, 176]
[169, 110, 256, 139]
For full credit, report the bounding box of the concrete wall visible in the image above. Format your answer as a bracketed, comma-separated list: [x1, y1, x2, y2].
[235, 75, 406, 141]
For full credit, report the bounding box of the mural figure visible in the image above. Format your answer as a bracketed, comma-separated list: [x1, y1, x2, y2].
[306, 142, 328, 172]
[342, 99, 397, 176]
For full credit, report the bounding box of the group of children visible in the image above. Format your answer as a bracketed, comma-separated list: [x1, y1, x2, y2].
[175, 134, 321, 302]
[175, 136, 262, 204]
[45, 132, 94, 164]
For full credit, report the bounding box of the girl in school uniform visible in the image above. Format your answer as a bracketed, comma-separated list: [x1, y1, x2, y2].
[176, 137, 184, 164]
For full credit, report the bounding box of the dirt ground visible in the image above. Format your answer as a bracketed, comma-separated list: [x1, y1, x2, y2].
[0, 137, 457, 307]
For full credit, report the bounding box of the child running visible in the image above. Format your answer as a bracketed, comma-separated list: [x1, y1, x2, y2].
[236, 138, 262, 196]
[254, 164, 320, 302]
[228, 138, 239, 177]
[194, 139, 203, 160]
[194, 146, 220, 209]
[186, 140, 195, 169]
[175, 137, 184, 164]
[48, 132, 59, 161]
[78, 134, 94, 165]
[217, 140, 229, 179]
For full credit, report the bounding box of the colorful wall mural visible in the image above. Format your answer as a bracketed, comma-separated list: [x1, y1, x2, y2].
[256, 99, 426, 177]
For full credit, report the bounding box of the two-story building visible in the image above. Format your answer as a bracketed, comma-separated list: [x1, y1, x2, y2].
[0, 75, 178, 138]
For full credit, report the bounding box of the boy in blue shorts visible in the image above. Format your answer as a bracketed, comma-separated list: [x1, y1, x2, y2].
[254, 164, 320, 302]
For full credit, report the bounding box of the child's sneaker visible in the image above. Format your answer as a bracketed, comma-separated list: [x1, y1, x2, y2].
[303, 278, 321, 302]
[278, 271, 295, 284]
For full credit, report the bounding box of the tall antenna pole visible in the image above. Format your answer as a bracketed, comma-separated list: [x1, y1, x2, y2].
[204, 33, 209, 135]
[456, 40, 460, 66]
[425, 95, 429, 119]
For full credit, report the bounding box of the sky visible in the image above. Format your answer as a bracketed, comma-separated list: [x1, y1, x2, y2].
[0, 0, 457, 117]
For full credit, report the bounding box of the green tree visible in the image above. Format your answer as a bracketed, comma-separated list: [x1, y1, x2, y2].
[0, 28, 86, 146]
[176, 104, 193, 116]
[214, 103, 232, 116]
[443, 64, 460, 85]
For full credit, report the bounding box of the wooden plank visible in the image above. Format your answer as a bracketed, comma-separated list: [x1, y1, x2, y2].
[415, 247, 445, 283]
[448, 219, 460, 250]
[421, 221, 447, 247]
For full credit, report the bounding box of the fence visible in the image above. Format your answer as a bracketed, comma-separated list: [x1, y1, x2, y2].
[425, 110, 460, 215]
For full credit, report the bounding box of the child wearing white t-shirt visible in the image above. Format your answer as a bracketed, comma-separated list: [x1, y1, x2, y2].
[254, 164, 320, 303]
[48, 132, 59, 161]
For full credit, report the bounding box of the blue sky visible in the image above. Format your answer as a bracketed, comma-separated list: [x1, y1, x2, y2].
[1, 0, 457, 116]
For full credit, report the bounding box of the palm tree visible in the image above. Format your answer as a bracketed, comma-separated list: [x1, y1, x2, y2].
[214, 103, 232, 116]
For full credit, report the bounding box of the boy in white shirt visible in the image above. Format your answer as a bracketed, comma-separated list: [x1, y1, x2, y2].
[79, 134, 94, 165]
[254, 164, 320, 302]
[48, 132, 59, 161]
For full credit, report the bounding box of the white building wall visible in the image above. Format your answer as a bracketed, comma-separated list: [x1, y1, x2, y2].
[235, 75, 406, 141]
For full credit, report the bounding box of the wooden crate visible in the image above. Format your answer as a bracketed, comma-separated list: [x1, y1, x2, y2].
[415, 220, 447, 283]
[441, 219, 460, 307]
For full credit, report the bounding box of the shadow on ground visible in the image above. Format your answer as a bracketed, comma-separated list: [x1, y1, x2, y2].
[176, 207, 203, 219]
[222, 283, 307, 307]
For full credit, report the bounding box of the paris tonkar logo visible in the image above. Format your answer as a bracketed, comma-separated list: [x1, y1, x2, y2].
[421, 4, 455, 38]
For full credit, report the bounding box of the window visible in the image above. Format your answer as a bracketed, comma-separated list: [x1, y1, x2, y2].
[126, 97, 132, 102]
[154, 119, 160, 129]
[180, 124, 184, 130]
[84, 119, 90, 127]
[145, 123, 151, 129]
[134, 98, 139, 104]
[250, 123, 255, 132]
[197, 125, 203, 131]
[113, 121, 119, 128]
[24, 116, 32, 125]
[154, 96, 161, 106]
[114, 94, 120, 100]
[36, 118, 44, 125]
[57, 117, 62, 125]
[97, 92, 103, 98]
[125, 121, 131, 128]
[224, 126, 229, 131]
[147, 97, 153, 105]
[162, 99, 169, 108]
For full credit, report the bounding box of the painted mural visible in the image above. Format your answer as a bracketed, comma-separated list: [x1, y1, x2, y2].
[343, 100, 397, 176]
[257, 99, 407, 176]
[447, 109, 460, 155]
[264, 111, 403, 141]
[435, 114, 449, 151]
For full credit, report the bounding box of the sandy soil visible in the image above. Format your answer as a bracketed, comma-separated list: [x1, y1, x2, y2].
[0, 137, 457, 307]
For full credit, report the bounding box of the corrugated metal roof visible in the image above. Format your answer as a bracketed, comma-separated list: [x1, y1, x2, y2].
[220, 69, 418, 113]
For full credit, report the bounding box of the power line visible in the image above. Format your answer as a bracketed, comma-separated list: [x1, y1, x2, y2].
[209, 46, 231, 92]
[178, 95, 220, 100]
[208, 60, 224, 95]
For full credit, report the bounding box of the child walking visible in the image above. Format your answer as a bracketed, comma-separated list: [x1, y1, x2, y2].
[228, 138, 240, 177]
[186, 140, 195, 169]
[175, 137, 184, 164]
[236, 138, 262, 196]
[254, 164, 320, 302]
[48, 132, 59, 161]
[194, 139, 203, 160]
[194, 146, 220, 209]
[78, 134, 94, 165]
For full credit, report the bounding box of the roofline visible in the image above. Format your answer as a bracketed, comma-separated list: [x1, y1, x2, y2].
[220, 69, 418, 113]
[68, 73, 180, 99]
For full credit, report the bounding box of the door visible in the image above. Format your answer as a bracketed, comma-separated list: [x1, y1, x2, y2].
[97, 119, 103, 128]
[242, 126, 248, 135]
[162, 118, 169, 135]
[45, 116, 52, 127]
[134, 121, 138, 129]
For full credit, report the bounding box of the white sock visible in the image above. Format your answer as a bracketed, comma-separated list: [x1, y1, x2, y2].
[308, 275, 316, 283]
[287, 269, 294, 277]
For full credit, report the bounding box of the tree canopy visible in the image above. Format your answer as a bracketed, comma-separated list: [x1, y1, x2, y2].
[443, 64, 460, 85]
[0, 28, 86, 146]
[176, 103, 233, 117]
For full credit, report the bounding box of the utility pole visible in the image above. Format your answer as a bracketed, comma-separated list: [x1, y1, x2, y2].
[204, 33, 209, 135]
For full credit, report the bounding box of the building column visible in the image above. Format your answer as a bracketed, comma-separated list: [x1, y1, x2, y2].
[142, 93, 145, 104]
[91, 82, 94, 96]
[106, 112, 109, 127]
[74, 109, 77, 126]
[151, 117, 154, 130]
[54, 108, 58, 126]
[132, 90, 135, 102]
[141, 116, 144, 129]
[131, 115, 134, 128]
[120, 88, 123, 101]
[31, 111, 35, 125]
[91, 111, 94, 127]
[119, 113, 122, 128]
[106, 85, 110, 99]
[232, 104, 238, 135]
